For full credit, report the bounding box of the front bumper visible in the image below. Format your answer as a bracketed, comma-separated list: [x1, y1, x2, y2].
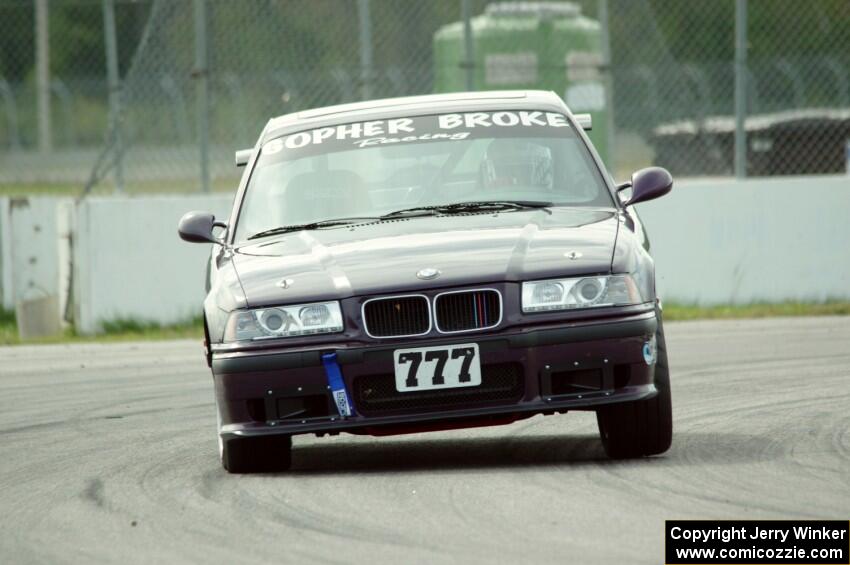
[213, 311, 658, 439]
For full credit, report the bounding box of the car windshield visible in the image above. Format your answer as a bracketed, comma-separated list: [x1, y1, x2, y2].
[234, 111, 613, 241]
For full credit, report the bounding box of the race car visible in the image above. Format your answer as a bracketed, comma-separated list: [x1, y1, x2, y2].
[178, 90, 673, 473]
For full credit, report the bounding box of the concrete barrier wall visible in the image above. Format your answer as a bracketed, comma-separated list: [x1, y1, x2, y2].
[1, 175, 848, 334]
[0, 197, 12, 310]
[11, 198, 74, 337]
[0, 197, 72, 324]
[73, 195, 232, 334]
[636, 175, 850, 304]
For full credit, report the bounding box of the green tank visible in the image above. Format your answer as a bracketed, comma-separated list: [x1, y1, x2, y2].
[434, 2, 609, 163]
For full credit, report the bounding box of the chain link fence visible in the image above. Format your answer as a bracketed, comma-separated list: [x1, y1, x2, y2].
[0, 0, 848, 194]
[0, 0, 151, 184]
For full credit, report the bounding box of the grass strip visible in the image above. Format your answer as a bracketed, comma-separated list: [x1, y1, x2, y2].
[2, 302, 850, 345]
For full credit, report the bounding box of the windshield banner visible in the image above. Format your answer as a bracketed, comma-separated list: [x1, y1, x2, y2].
[262, 111, 572, 158]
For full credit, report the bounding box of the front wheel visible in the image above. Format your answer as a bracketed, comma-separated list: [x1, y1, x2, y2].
[221, 434, 293, 473]
[596, 311, 673, 458]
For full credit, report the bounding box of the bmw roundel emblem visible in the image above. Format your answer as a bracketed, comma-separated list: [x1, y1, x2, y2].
[417, 268, 440, 280]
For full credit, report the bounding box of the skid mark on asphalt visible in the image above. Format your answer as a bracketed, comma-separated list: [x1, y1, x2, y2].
[82, 478, 106, 508]
[1, 317, 849, 564]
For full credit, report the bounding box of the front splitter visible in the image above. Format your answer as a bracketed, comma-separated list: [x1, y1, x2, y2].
[220, 384, 656, 439]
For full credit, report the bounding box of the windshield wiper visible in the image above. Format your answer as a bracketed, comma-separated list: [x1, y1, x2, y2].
[381, 200, 552, 218]
[249, 201, 553, 239]
[247, 216, 380, 240]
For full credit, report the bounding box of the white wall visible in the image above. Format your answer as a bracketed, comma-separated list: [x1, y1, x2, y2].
[637, 175, 850, 304]
[73, 195, 232, 334]
[2, 175, 848, 334]
[3, 198, 72, 333]
[0, 197, 12, 310]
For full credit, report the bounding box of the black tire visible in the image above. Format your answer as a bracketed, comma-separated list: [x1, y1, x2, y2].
[596, 310, 673, 458]
[221, 434, 293, 474]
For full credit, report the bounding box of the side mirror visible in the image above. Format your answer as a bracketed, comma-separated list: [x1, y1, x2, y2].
[574, 113, 592, 130]
[618, 167, 672, 207]
[178, 211, 226, 244]
[235, 148, 252, 167]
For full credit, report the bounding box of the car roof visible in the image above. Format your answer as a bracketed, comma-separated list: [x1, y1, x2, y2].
[262, 90, 569, 142]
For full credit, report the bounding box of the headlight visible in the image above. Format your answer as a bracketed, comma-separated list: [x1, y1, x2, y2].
[522, 275, 646, 313]
[223, 301, 344, 342]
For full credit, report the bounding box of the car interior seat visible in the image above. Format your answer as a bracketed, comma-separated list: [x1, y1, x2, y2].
[284, 170, 371, 224]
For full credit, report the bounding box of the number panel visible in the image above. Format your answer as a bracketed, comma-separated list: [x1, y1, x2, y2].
[393, 343, 481, 392]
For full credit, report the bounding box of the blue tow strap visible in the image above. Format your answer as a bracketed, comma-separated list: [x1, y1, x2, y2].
[321, 352, 355, 418]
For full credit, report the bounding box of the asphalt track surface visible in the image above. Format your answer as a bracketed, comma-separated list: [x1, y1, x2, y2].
[1, 316, 848, 564]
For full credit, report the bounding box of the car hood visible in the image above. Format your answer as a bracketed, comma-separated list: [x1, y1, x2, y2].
[231, 208, 619, 306]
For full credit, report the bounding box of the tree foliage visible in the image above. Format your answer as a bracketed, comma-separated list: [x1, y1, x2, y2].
[0, 0, 847, 84]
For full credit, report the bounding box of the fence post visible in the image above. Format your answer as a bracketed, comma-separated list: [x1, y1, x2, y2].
[462, 0, 475, 91]
[0, 80, 22, 151]
[358, 0, 373, 101]
[193, 0, 211, 193]
[598, 0, 616, 173]
[35, 0, 51, 153]
[734, 0, 748, 179]
[102, 0, 124, 193]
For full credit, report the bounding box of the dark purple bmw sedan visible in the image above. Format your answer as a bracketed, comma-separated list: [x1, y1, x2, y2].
[179, 90, 673, 473]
